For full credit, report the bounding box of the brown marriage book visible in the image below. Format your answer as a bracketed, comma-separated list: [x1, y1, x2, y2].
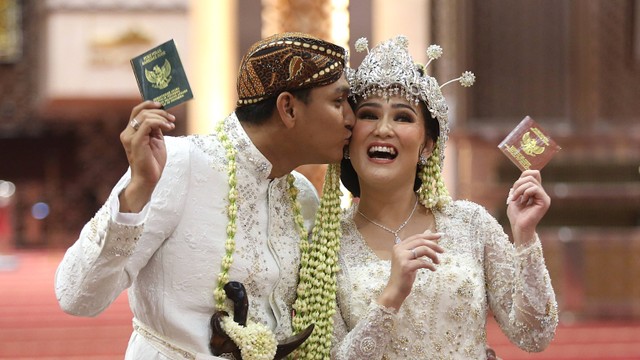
[498, 116, 561, 171]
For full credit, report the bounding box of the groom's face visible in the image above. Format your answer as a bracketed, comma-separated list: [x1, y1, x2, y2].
[295, 75, 355, 164]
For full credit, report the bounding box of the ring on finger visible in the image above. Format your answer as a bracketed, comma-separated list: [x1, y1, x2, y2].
[411, 248, 418, 259]
[130, 118, 141, 131]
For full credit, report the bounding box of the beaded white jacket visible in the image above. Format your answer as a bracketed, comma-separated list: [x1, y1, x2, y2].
[332, 200, 558, 360]
[54, 114, 319, 360]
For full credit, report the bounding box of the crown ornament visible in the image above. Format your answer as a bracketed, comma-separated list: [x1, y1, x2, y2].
[347, 35, 475, 168]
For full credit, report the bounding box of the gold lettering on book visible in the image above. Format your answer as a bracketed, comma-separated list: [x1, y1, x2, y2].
[507, 144, 532, 170]
[141, 48, 167, 65]
[153, 87, 189, 105]
[531, 127, 549, 145]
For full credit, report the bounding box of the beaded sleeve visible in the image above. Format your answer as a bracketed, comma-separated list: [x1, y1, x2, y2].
[54, 137, 191, 317]
[481, 207, 559, 351]
[331, 301, 397, 359]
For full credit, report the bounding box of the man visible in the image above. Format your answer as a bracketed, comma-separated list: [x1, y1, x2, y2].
[55, 32, 354, 359]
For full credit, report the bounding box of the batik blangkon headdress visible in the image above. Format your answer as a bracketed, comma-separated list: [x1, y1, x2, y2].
[237, 32, 347, 107]
[346, 35, 475, 169]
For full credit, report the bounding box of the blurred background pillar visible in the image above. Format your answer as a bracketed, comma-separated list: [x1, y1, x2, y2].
[371, 0, 430, 62]
[0, 180, 17, 270]
[188, 0, 238, 135]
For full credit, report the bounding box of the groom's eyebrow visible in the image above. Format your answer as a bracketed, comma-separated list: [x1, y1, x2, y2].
[335, 85, 350, 95]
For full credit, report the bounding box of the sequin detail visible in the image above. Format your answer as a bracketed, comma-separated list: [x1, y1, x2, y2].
[332, 200, 558, 359]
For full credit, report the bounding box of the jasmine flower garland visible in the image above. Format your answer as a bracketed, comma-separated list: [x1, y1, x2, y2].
[288, 174, 310, 254]
[418, 143, 451, 210]
[214, 121, 344, 359]
[214, 121, 295, 358]
[292, 163, 343, 359]
[221, 317, 277, 360]
[214, 121, 239, 310]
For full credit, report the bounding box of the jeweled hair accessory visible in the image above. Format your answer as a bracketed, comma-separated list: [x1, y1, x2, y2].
[348, 35, 475, 168]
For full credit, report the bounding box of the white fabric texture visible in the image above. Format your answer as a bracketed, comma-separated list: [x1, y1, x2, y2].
[54, 113, 320, 359]
[332, 200, 558, 360]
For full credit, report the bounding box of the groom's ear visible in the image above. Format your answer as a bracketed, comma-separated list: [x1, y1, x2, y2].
[276, 91, 297, 129]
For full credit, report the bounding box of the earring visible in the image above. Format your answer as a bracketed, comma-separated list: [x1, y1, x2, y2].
[418, 155, 427, 166]
[343, 148, 350, 160]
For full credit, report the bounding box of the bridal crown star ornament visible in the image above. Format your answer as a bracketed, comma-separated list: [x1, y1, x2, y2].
[347, 35, 475, 168]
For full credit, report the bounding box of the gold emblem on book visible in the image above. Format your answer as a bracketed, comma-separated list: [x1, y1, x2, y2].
[145, 59, 172, 89]
[520, 131, 545, 156]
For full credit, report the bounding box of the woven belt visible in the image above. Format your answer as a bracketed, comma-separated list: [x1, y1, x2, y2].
[132, 317, 197, 360]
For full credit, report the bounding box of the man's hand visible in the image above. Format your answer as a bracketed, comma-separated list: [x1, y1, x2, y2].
[118, 101, 176, 213]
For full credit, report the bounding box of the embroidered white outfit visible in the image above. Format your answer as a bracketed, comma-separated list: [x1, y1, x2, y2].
[332, 200, 558, 360]
[55, 114, 319, 359]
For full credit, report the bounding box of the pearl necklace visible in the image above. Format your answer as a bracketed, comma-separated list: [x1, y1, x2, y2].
[357, 197, 419, 244]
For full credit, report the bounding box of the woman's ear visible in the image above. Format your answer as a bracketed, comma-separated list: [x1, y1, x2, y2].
[420, 139, 435, 159]
[276, 92, 296, 129]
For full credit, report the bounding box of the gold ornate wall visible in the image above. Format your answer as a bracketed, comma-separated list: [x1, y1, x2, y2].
[0, 0, 21, 62]
[262, 0, 349, 48]
[262, 0, 332, 39]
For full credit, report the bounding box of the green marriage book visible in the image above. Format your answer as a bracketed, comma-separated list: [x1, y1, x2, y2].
[130, 39, 193, 109]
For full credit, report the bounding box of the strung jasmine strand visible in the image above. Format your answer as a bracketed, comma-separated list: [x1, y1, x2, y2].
[292, 163, 343, 360]
[357, 197, 419, 244]
[213, 121, 312, 360]
[214, 121, 239, 311]
[418, 143, 451, 210]
[221, 317, 277, 360]
[288, 174, 310, 252]
[214, 122, 307, 310]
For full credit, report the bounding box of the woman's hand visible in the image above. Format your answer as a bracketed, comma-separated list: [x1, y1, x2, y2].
[118, 101, 176, 213]
[506, 170, 551, 245]
[377, 231, 444, 310]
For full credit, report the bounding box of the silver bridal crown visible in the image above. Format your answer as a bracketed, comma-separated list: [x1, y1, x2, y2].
[346, 35, 475, 168]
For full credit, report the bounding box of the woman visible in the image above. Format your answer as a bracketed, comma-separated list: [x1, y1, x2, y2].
[331, 36, 558, 359]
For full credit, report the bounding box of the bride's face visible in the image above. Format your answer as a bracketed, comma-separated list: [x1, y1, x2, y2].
[348, 95, 431, 188]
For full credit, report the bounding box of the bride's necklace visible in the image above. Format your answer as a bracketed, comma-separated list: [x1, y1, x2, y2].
[357, 197, 419, 244]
